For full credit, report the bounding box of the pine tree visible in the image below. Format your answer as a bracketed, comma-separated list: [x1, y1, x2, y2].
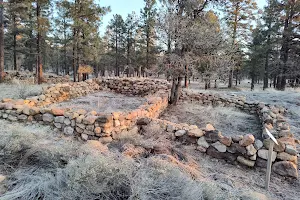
[262, 0, 280, 90]
[124, 12, 139, 76]
[223, 0, 258, 88]
[69, 0, 109, 81]
[36, 0, 51, 84]
[140, 0, 157, 76]
[107, 14, 126, 76]
[276, 0, 299, 90]
[55, 0, 72, 75]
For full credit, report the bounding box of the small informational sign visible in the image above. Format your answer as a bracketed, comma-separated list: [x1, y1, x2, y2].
[265, 128, 278, 145]
[265, 128, 277, 191]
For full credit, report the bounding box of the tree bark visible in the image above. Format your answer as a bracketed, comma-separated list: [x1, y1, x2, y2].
[63, 17, 68, 75]
[36, 1, 43, 84]
[277, 1, 295, 90]
[263, 12, 272, 90]
[169, 77, 182, 105]
[72, 28, 77, 82]
[229, 2, 239, 88]
[228, 69, 233, 88]
[184, 65, 189, 88]
[0, 0, 4, 82]
[13, 14, 18, 71]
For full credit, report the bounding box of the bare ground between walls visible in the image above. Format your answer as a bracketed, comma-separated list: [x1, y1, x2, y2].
[48, 91, 147, 114]
[159, 101, 262, 138]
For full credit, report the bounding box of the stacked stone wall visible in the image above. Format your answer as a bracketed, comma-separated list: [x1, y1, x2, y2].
[144, 91, 298, 178]
[0, 79, 298, 178]
[0, 78, 169, 143]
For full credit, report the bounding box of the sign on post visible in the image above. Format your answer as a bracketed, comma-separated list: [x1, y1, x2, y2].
[265, 128, 278, 191]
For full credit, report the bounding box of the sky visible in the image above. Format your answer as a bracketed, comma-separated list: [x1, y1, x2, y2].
[99, 0, 267, 34]
[99, 0, 145, 34]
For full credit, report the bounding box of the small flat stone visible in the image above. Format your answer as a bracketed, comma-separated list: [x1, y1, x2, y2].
[43, 113, 54, 122]
[277, 152, 297, 162]
[219, 136, 232, 146]
[254, 139, 263, 150]
[246, 144, 257, 156]
[237, 156, 255, 167]
[188, 128, 203, 137]
[54, 123, 62, 129]
[51, 108, 64, 116]
[54, 116, 65, 123]
[64, 126, 74, 135]
[205, 123, 215, 131]
[285, 145, 297, 156]
[232, 135, 243, 142]
[83, 116, 98, 125]
[249, 154, 257, 161]
[175, 130, 186, 137]
[211, 141, 226, 153]
[257, 149, 277, 162]
[239, 134, 255, 147]
[205, 130, 221, 143]
[81, 133, 89, 141]
[197, 137, 209, 148]
[227, 143, 247, 155]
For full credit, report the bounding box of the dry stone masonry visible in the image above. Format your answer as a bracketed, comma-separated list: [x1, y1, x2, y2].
[0, 78, 169, 142]
[0, 78, 298, 179]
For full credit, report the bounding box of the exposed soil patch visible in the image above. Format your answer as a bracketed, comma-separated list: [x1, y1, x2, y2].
[160, 101, 261, 138]
[50, 91, 146, 113]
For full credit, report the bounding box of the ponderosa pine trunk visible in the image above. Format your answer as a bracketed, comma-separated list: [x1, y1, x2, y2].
[13, 15, 17, 71]
[169, 77, 183, 105]
[36, 1, 43, 84]
[0, 0, 4, 82]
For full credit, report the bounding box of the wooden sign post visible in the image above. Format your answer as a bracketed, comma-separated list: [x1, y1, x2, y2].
[265, 128, 278, 191]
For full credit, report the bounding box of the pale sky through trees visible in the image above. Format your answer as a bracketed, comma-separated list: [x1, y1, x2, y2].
[99, 0, 267, 34]
[100, 0, 145, 34]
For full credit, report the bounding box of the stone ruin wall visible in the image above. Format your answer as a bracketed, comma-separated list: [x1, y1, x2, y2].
[146, 91, 298, 178]
[0, 78, 298, 178]
[0, 78, 170, 143]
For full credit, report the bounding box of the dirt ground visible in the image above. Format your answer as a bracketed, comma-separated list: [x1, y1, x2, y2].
[50, 91, 146, 113]
[160, 101, 261, 138]
[187, 80, 300, 140]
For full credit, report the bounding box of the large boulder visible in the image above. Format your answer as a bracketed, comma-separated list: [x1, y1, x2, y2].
[272, 161, 298, 178]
